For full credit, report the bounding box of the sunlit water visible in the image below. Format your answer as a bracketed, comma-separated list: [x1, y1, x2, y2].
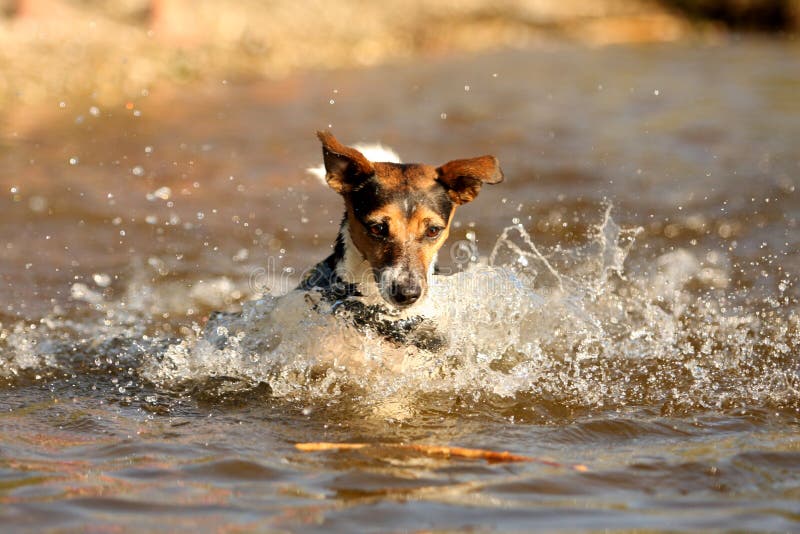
[1, 40, 799, 531]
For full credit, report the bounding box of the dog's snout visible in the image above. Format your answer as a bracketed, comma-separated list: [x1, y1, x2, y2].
[389, 280, 422, 307]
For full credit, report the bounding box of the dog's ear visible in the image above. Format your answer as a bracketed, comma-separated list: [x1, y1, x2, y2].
[317, 131, 374, 193]
[436, 155, 504, 204]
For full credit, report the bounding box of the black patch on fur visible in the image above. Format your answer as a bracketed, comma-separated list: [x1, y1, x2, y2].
[330, 299, 446, 352]
[299, 217, 360, 301]
[348, 178, 454, 228]
[428, 187, 455, 225]
[348, 178, 390, 221]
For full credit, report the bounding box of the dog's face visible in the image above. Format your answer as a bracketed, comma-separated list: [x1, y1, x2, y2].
[318, 131, 503, 308]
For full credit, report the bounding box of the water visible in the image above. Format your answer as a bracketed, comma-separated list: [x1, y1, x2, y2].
[2, 40, 799, 531]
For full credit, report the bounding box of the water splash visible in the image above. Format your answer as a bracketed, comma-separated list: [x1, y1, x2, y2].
[143, 209, 799, 416]
[2, 210, 798, 419]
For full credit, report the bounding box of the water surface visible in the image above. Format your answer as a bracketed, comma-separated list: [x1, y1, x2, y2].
[1, 39, 799, 531]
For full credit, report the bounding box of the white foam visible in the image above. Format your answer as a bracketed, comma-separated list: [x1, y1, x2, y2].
[3, 211, 797, 420]
[133, 212, 797, 417]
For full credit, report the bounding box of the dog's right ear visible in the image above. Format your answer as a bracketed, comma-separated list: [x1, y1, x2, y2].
[317, 131, 374, 193]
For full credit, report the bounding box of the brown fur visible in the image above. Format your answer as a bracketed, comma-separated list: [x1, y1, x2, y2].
[436, 155, 504, 204]
[317, 131, 375, 192]
[346, 202, 451, 289]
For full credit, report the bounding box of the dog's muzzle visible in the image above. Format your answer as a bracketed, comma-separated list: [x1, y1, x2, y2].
[387, 280, 422, 307]
[379, 268, 424, 308]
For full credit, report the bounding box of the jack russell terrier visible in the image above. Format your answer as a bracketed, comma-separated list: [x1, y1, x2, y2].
[206, 132, 503, 353]
[299, 131, 503, 349]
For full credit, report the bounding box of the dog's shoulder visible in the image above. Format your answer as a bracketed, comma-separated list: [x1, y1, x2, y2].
[299, 253, 361, 302]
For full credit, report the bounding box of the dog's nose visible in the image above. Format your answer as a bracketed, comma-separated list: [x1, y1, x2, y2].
[390, 281, 422, 306]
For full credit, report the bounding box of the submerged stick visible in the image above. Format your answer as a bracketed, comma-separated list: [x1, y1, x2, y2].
[294, 442, 588, 471]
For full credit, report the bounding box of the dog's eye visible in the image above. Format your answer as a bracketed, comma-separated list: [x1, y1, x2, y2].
[368, 222, 388, 237]
[425, 226, 443, 239]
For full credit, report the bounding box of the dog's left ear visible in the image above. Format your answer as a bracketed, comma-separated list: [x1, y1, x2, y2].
[317, 131, 375, 193]
[436, 155, 504, 204]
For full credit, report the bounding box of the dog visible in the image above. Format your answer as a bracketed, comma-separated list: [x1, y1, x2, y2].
[205, 131, 503, 353]
[299, 131, 503, 348]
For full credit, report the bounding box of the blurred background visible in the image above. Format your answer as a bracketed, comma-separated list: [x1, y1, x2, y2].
[0, 0, 798, 112]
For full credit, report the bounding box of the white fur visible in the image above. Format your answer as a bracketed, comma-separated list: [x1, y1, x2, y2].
[377, 264, 406, 306]
[306, 142, 402, 184]
[335, 221, 382, 302]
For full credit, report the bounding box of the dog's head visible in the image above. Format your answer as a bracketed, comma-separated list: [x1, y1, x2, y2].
[318, 131, 503, 308]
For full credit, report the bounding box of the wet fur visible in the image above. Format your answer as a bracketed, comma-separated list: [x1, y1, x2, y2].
[300, 131, 503, 348]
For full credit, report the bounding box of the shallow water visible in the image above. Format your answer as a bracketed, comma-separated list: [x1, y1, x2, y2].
[1, 39, 799, 531]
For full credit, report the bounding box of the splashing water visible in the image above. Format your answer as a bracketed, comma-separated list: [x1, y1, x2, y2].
[2, 209, 798, 419]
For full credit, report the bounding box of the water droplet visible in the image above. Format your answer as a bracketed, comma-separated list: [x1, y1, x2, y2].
[92, 273, 112, 287]
[148, 186, 172, 201]
[28, 196, 47, 213]
[131, 166, 144, 176]
[69, 157, 79, 165]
